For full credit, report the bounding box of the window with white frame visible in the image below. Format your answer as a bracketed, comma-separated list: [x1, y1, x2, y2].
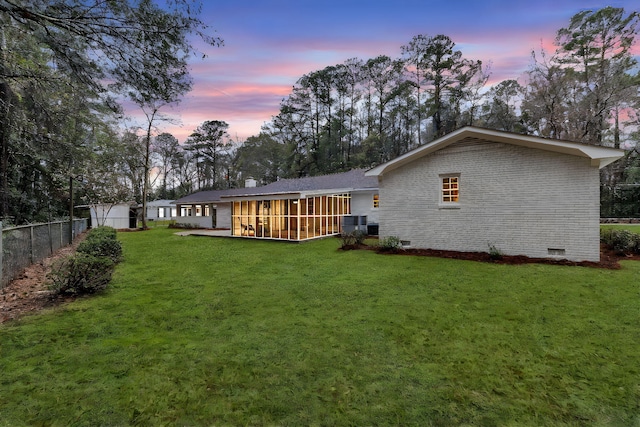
[441, 175, 460, 203]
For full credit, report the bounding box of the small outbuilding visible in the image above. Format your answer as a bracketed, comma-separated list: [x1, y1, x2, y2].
[365, 126, 625, 262]
[89, 202, 138, 229]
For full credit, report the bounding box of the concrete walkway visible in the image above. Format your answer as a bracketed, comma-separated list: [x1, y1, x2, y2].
[174, 229, 232, 237]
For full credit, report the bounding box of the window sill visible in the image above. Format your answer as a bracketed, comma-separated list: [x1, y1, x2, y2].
[438, 203, 461, 210]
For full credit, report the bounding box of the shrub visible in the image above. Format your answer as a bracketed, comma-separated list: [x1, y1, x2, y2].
[86, 226, 118, 242]
[48, 226, 121, 296]
[340, 230, 367, 248]
[487, 242, 504, 260]
[378, 235, 402, 252]
[168, 222, 201, 230]
[48, 253, 115, 295]
[77, 227, 122, 262]
[77, 236, 122, 263]
[601, 229, 640, 255]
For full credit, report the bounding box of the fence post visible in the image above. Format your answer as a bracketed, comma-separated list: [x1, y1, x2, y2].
[68, 176, 74, 245]
[49, 221, 53, 256]
[0, 221, 3, 287]
[30, 225, 35, 264]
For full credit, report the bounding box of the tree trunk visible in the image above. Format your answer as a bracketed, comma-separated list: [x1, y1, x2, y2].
[142, 118, 153, 229]
[0, 26, 10, 220]
[0, 81, 10, 220]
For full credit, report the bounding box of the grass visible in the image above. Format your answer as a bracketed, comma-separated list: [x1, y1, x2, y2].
[601, 223, 640, 231]
[1, 227, 639, 426]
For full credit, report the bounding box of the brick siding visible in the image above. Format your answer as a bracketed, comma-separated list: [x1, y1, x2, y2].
[378, 139, 601, 261]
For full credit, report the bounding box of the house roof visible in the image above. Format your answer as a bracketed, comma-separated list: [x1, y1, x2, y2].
[173, 187, 256, 204]
[365, 126, 626, 177]
[173, 169, 378, 204]
[146, 199, 174, 207]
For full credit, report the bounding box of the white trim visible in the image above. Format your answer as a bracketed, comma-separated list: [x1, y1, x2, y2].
[222, 187, 368, 202]
[439, 173, 461, 207]
[365, 126, 626, 176]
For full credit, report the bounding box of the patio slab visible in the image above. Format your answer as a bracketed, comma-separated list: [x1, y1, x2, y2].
[174, 229, 232, 237]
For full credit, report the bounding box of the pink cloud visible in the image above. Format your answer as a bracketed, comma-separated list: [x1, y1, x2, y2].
[122, 0, 640, 145]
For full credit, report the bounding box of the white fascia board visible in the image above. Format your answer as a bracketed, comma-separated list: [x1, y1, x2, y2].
[222, 192, 302, 202]
[223, 188, 367, 201]
[350, 187, 378, 193]
[299, 188, 354, 198]
[174, 199, 222, 205]
[593, 156, 626, 169]
[365, 126, 626, 175]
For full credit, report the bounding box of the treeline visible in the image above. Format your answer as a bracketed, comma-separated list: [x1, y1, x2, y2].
[154, 7, 640, 195]
[258, 7, 640, 178]
[0, 0, 219, 225]
[1, 3, 640, 225]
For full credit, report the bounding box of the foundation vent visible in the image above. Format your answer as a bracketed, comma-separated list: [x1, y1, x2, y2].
[547, 248, 566, 256]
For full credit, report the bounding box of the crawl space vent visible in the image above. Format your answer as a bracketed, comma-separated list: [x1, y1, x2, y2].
[547, 248, 566, 256]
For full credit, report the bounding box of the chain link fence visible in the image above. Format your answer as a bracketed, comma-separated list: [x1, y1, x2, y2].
[1, 219, 88, 289]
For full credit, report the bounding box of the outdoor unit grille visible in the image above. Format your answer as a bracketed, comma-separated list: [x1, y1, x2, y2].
[342, 215, 367, 233]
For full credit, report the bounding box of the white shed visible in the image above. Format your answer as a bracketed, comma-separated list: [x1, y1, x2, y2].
[90, 202, 137, 229]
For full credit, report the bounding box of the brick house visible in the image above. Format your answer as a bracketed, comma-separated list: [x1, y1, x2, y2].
[365, 126, 625, 262]
[173, 169, 379, 240]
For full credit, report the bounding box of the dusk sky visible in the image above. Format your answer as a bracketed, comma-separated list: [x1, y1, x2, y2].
[134, 0, 640, 143]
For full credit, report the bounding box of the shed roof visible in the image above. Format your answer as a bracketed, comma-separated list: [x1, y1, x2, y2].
[365, 126, 626, 177]
[173, 169, 378, 204]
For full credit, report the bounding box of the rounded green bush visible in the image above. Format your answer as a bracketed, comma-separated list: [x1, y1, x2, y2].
[77, 237, 122, 262]
[48, 226, 122, 296]
[86, 226, 118, 242]
[600, 229, 640, 254]
[379, 235, 402, 252]
[48, 253, 115, 295]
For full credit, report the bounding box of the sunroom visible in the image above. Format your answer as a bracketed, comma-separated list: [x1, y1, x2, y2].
[225, 192, 351, 241]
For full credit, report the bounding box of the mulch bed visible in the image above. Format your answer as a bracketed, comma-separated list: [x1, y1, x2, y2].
[0, 232, 88, 324]
[345, 243, 639, 270]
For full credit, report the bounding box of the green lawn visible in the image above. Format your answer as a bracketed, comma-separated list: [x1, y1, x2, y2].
[1, 228, 639, 426]
[600, 223, 640, 231]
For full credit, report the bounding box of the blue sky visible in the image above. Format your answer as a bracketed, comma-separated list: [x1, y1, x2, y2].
[137, 0, 639, 142]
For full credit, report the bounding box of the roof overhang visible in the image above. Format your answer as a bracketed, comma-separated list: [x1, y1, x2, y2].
[172, 199, 223, 205]
[365, 127, 627, 177]
[222, 192, 302, 202]
[222, 188, 355, 202]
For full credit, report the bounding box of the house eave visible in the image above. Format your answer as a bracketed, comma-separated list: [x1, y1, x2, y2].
[172, 199, 224, 205]
[222, 187, 358, 201]
[222, 192, 302, 202]
[365, 126, 626, 176]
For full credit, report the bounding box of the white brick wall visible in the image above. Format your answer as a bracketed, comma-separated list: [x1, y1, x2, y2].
[173, 215, 213, 228]
[351, 190, 379, 224]
[216, 204, 232, 229]
[378, 139, 601, 261]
